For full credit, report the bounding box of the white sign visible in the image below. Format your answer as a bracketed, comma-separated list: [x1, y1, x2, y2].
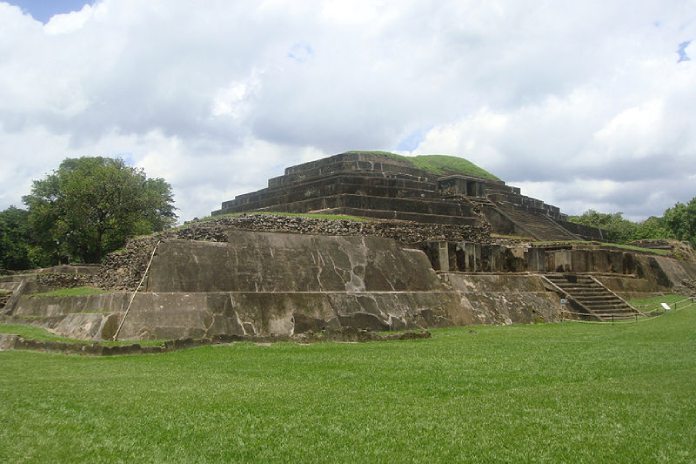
[660, 303, 671, 311]
[560, 299, 568, 305]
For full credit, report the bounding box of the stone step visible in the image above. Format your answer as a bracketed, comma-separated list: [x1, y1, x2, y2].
[576, 298, 626, 306]
[544, 273, 641, 321]
[592, 308, 636, 314]
[584, 300, 633, 307]
[598, 314, 639, 321]
[589, 302, 633, 308]
[317, 207, 479, 226]
[545, 279, 601, 285]
[247, 194, 478, 220]
[595, 311, 638, 317]
[225, 173, 440, 211]
[496, 205, 577, 241]
[547, 285, 600, 291]
[269, 159, 434, 188]
[591, 310, 636, 316]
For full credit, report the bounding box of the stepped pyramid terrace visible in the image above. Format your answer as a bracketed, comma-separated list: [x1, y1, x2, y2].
[213, 151, 603, 241]
[1, 151, 695, 344]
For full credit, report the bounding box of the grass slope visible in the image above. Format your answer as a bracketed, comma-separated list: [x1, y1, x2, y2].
[1, 310, 695, 463]
[344, 151, 501, 181]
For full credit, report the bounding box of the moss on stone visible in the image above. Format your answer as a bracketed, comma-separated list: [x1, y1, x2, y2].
[31, 286, 107, 298]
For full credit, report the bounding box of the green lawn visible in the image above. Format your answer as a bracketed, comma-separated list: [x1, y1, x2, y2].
[1, 310, 695, 463]
[630, 294, 695, 314]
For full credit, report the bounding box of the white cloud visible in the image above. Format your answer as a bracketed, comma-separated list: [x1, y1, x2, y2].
[43, 4, 94, 35]
[0, 0, 695, 222]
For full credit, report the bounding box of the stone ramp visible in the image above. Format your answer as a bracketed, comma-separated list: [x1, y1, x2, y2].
[495, 203, 578, 240]
[543, 273, 642, 321]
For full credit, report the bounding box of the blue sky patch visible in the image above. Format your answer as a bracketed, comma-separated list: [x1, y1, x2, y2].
[677, 40, 691, 62]
[9, 0, 93, 23]
[396, 128, 428, 151]
[288, 43, 314, 63]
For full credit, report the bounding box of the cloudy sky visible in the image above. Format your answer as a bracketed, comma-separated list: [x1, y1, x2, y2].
[1, 0, 694, 222]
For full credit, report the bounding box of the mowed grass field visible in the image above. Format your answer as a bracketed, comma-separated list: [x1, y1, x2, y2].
[1, 309, 695, 463]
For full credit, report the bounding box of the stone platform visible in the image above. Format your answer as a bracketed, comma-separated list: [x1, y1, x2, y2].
[9, 232, 473, 339]
[6, 227, 693, 340]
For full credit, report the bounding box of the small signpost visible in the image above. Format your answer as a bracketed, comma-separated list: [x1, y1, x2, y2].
[660, 302, 671, 312]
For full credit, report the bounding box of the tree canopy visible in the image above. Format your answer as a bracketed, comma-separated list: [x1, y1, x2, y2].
[22, 157, 176, 264]
[569, 196, 695, 246]
[663, 197, 696, 246]
[0, 206, 33, 270]
[568, 210, 638, 243]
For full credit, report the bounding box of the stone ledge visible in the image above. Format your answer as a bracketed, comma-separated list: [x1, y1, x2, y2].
[232, 193, 478, 219]
[0, 329, 432, 356]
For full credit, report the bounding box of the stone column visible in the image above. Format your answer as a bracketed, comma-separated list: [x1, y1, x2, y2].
[554, 250, 571, 272]
[526, 248, 546, 272]
[437, 242, 449, 272]
[461, 242, 480, 272]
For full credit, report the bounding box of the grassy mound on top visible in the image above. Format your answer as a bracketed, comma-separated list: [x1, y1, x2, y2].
[343, 151, 501, 181]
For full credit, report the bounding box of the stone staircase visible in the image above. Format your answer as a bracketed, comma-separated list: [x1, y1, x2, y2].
[496, 203, 578, 241]
[543, 273, 642, 321]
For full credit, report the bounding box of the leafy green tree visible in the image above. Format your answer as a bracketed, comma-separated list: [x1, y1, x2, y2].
[568, 210, 638, 243]
[0, 206, 34, 270]
[570, 198, 695, 245]
[633, 216, 673, 241]
[663, 197, 696, 246]
[23, 157, 177, 264]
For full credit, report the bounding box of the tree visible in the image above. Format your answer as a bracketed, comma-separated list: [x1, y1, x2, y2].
[568, 210, 638, 243]
[569, 198, 695, 245]
[23, 157, 177, 264]
[0, 206, 34, 270]
[663, 197, 696, 246]
[633, 216, 673, 241]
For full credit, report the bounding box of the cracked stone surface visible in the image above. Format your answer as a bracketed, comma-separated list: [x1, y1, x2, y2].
[145, 233, 444, 293]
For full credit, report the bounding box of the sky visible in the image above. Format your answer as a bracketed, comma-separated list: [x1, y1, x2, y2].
[0, 0, 694, 222]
